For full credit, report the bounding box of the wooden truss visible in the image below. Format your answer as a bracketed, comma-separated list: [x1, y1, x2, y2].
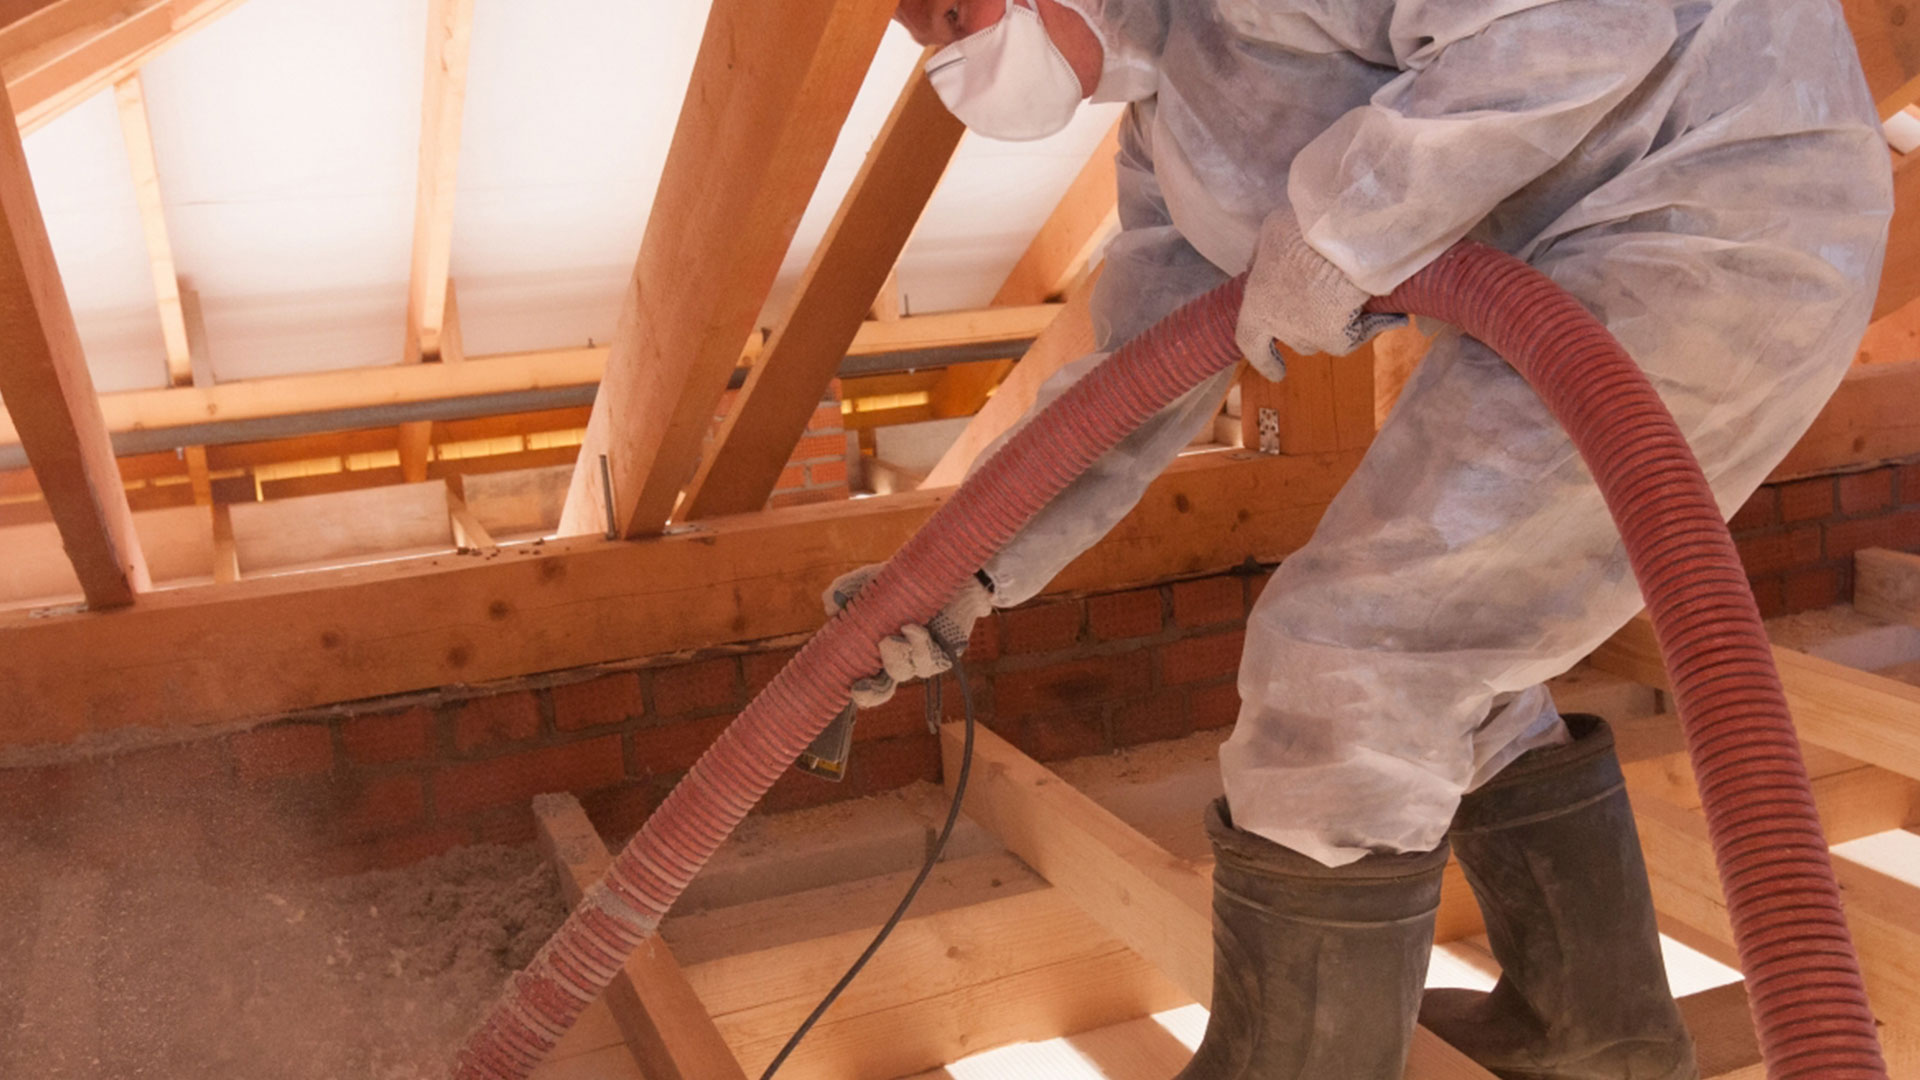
[1, 0, 1917, 622]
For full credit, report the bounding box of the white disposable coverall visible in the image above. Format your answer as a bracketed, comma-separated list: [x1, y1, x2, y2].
[977, 0, 1892, 866]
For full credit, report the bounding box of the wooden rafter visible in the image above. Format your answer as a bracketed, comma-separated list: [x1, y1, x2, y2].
[926, 119, 1120, 420]
[396, 0, 473, 484]
[404, 0, 469, 364]
[556, 0, 896, 540]
[919, 266, 1103, 489]
[2, 0, 252, 135]
[0, 447, 1363, 747]
[1874, 149, 1919, 322]
[110, 71, 216, 504]
[678, 57, 964, 521]
[0, 306, 1058, 451]
[0, 75, 146, 607]
[535, 793, 747, 1080]
[110, 72, 186, 383]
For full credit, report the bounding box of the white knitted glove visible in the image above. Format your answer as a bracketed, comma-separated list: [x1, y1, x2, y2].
[1234, 208, 1404, 380]
[823, 565, 995, 708]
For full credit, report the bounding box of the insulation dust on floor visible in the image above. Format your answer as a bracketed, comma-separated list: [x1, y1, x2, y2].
[0, 803, 566, 1079]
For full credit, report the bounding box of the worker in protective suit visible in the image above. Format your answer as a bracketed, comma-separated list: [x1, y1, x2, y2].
[834, 1, 1893, 1076]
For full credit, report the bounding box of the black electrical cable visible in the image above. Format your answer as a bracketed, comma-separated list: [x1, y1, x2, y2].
[758, 654, 978, 1080]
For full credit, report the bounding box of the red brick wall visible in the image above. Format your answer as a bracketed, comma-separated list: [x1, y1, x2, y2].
[1729, 461, 1920, 616]
[0, 571, 1258, 873]
[7, 452, 1920, 872]
[709, 382, 852, 510]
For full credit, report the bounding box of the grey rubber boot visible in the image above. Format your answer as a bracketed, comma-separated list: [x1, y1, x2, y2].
[1173, 797, 1449, 1079]
[1421, 714, 1698, 1079]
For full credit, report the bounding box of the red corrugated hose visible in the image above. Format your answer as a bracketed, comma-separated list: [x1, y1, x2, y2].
[452, 241, 1885, 1080]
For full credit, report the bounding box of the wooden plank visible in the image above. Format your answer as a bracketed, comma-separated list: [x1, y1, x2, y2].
[1855, 546, 1920, 625]
[678, 58, 964, 520]
[556, 0, 894, 540]
[210, 499, 236, 583]
[394, 0, 472, 483]
[404, 0, 471, 362]
[927, 120, 1120, 419]
[1768, 356, 1920, 480]
[919, 268, 1102, 489]
[227, 480, 453, 576]
[111, 72, 217, 502]
[942, 722, 1215, 999]
[868, 267, 898, 322]
[0, 309, 1060, 451]
[1633, 795, 1920, 1073]
[5, 0, 252, 135]
[0, 75, 146, 607]
[1615, 710, 1919, 842]
[1591, 614, 1920, 784]
[111, 72, 188, 385]
[1676, 983, 1764, 1080]
[941, 723, 1498, 1079]
[1836, 0, 1920, 117]
[669, 851, 1187, 1080]
[445, 479, 496, 555]
[0, 446, 1360, 748]
[1238, 343, 1378, 456]
[534, 793, 746, 1080]
[1875, 150, 1920, 322]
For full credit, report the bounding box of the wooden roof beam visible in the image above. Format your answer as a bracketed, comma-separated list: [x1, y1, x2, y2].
[3, 0, 253, 135]
[1874, 148, 1920, 321]
[925, 119, 1121, 420]
[403, 0, 470, 365]
[396, 0, 473, 484]
[0, 305, 1057, 450]
[110, 71, 187, 383]
[0, 447, 1361, 748]
[0, 76, 146, 606]
[556, 0, 896, 540]
[919, 267, 1103, 489]
[678, 57, 964, 521]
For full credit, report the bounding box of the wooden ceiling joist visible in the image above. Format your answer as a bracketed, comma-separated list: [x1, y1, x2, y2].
[0, 76, 146, 607]
[555, 0, 896, 540]
[537, 794, 748, 1080]
[2, 0, 252, 135]
[678, 58, 965, 521]
[926, 119, 1121, 420]
[942, 723, 1500, 1079]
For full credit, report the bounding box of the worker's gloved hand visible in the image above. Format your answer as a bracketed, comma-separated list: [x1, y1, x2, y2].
[822, 565, 995, 707]
[1234, 207, 1405, 380]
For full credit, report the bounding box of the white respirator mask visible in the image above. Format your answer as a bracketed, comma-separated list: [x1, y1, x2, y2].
[925, 0, 1089, 142]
